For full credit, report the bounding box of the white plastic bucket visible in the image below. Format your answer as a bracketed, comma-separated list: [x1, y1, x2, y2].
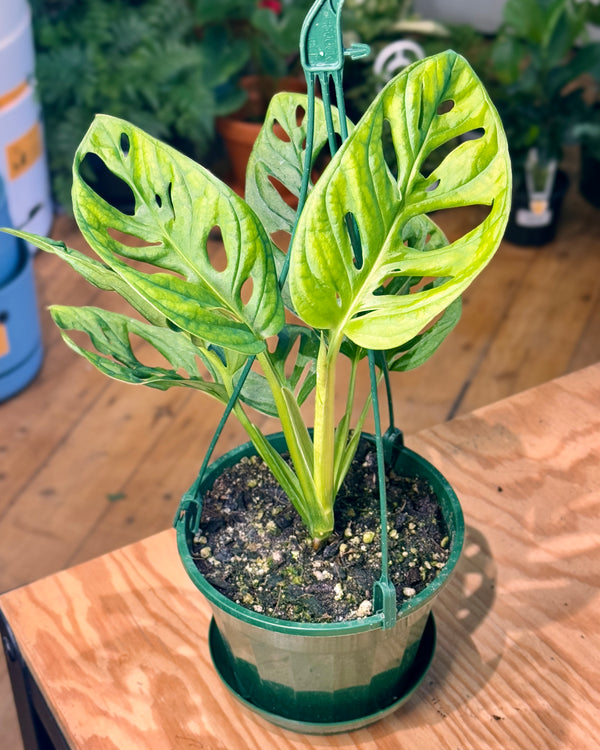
[0, 0, 52, 235]
[0, 84, 52, 235]
[0, 0, 35, 103]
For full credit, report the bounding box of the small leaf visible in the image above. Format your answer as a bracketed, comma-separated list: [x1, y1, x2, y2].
[51, 305, 227, 399]
[386, 296, 462, 372]
[6, 230, 169, 327]
[246, 93, 353, 236]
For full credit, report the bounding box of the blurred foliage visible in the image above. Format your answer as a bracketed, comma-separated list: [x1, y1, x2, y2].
[190, 0, 314, 79]
[31, 0, 250, 210]
[484, 0, 600, 182]
[341, 0, 448, 120]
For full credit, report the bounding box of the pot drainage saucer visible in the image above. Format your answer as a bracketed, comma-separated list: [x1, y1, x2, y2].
[208, 612, 436, 735]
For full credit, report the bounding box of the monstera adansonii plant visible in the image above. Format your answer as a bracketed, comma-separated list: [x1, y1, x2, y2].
[8, 51, 511, 545]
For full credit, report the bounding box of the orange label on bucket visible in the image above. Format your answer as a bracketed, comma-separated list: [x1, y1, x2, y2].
[6, 121, 43, 181]
[0, 80, 28, 110]
[0, 324, 9, 358]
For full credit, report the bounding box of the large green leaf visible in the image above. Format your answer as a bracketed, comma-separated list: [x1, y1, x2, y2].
[246, 93, 353, 236]
[72, 115, 284, 355]
[51, 305, 227, 399]
[289, 51, 511, 350]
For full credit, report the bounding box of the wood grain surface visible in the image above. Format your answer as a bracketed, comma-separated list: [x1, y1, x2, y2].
[2, 364, 599, 749]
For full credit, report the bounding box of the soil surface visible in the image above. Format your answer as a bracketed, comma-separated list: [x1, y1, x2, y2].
[192, 439, 450, 623]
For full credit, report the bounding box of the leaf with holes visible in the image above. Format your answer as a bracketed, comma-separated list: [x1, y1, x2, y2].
[72, 115, 285, 355]
[289, 51, 511, 351]
[51, 305, 228, 399]
[5, 230, 173, 328]
[245, 93, 353, 235]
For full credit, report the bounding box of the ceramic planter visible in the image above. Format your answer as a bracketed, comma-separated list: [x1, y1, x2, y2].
[0, 240, 43, 401]
[504, 169, 569, 247]
[0, 174, 42, 401]
[579, 145, 600, 209]
[175, 433, 464, 733]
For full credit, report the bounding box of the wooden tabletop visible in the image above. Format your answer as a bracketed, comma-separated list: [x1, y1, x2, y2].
[1, 363, 599, 749]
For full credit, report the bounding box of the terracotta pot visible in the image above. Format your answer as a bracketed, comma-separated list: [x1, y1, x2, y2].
[217, 75, 306, 195]
[215, 117, 262, 195]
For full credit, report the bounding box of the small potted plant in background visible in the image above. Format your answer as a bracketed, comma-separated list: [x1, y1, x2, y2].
[485, 0, 600, 245]
[213, 0, 315, 193]
[4, 0, 511, 733]
[575, 100, 600, 208]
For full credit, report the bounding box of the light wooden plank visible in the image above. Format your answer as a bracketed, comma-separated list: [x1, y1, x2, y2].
[406, 364, 600, 748]
[456, 202, 600, 415]
[1, 365, 598, 748]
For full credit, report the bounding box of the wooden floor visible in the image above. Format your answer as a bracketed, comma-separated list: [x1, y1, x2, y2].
[1, 146, 600, 748]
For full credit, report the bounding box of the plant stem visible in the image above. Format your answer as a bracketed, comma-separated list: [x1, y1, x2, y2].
[312, 332, 343, 539]
[332, 348, 360, 484]
[255, 351, 326, 533]
[207, 351, 315, 528]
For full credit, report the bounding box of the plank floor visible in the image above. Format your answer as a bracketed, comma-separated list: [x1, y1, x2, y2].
[1, 146, 600, 748]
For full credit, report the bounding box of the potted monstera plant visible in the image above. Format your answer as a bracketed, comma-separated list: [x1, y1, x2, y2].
[4, 4, 511, 732]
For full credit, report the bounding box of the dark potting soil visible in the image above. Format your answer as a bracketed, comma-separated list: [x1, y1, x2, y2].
[192, 439, 451, 623]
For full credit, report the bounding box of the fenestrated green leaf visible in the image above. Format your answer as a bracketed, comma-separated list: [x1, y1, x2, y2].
[50, 305, 227, 399]
[72, 115, 285, 354]
[289, 51, 511, 351]
[246, 93, 353, 236]
[373, 214, 449, 298]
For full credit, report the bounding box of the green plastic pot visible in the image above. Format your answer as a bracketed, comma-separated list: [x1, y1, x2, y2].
[175, 433, 464, 733]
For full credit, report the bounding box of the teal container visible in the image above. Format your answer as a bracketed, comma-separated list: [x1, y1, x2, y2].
[0, 176, 20, 286]
[175, 433, 464, 733]
[0, 240, 43, 401]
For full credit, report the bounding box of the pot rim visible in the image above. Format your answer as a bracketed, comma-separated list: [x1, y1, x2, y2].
[175, 432, 464, 636]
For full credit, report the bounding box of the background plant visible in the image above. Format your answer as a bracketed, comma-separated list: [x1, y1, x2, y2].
[484, 0, 600, 183]
[190, 0, 315, 83]
[31, 0, 250, 210]
[8, 51, 511, 545]
[341, 0, 447, 119]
